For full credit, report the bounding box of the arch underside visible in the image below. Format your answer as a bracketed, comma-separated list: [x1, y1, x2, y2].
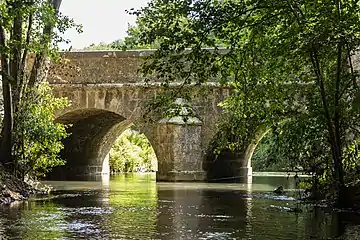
[50, 109, 134, 179]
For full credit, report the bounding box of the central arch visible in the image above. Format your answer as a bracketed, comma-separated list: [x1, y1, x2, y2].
[50, 108, 158, 179]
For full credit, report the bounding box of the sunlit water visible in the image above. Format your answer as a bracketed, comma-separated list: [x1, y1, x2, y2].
[0, 174, 360, 239]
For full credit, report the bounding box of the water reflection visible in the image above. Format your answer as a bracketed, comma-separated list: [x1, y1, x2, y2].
[107, 174, 158, 239]
[0, 174, 358, 239]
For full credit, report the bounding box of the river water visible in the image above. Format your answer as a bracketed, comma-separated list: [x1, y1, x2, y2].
[0, 173, 360, 239]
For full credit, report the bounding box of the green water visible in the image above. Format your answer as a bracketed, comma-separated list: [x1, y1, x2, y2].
[0, 173, 359, 239]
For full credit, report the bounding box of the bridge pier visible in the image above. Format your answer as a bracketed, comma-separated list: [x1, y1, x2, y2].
[155, 121, 206, 181]
[47, 164, 104, 180]
[154, 99, 206, 182]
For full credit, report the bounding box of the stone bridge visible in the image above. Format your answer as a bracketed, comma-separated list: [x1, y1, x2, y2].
[47, 50, 253, 182]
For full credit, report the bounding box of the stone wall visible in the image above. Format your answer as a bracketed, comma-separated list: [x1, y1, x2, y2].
[48, 51, 250, 182]
[52, 83, 229, 150]
[48, 51, 151, 84]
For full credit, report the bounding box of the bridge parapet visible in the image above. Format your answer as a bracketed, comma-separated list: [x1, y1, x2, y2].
[48, 50, 154, 84]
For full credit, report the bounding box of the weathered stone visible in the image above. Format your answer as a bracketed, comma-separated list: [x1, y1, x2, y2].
[155, 118, 204, 181]
[47, 51, 255, 182]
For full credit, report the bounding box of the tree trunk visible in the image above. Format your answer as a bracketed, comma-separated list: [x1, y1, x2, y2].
[0, 25, 13, 167]
[51, 0, 62, 11]
[0, 77, 13, 167]
[333, 40, 346, 206]
[10, 0, 23, 113]
[309, 48, 346, 205]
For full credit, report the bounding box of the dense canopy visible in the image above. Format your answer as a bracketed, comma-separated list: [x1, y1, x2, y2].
[128, 0, 360, 205]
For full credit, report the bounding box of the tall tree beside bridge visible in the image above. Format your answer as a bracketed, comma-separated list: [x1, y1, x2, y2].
[0, 0, 80, 177]
[130, 0, 360, 206]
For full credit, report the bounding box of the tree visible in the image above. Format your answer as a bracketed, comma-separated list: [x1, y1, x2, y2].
[130, 0, 360, 205]
[14, 82, 69, 177]
[0, 0, 80, 175]
[109, 128, 157, 173]
[84, 25, 160, 50]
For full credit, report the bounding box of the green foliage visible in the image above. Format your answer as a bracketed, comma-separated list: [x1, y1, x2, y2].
[129, 0, 360, 201]
[13, 82, 70, 177]
[252, 132, 284, 172]
[85, 25, 159, 50]
[0, 0, 81, 62]
[252, 116, 329, 172]
[343, 138, 360, 186]
[109, 128, 157, 173]
[264, 116, 331, 173]
[0, 0, 80, 176]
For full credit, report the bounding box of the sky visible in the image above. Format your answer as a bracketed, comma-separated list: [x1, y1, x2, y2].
[60, 0, 150, 49]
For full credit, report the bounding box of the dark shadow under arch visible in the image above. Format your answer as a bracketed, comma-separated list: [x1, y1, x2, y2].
[49, 108, 160, 180]
[203, 125, 271, 183]
[48, 108, 131, 180]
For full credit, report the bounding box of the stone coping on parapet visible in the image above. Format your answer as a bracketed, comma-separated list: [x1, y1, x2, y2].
[49, 82, 232, 89]
[58, 50, 156, 58]
[57, 48, 230, 58]
[48, 49, 231, 85]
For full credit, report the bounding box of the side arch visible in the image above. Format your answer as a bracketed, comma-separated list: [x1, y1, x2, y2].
[203, 125, 271, 182]
[243, 126, 272, 174]
[51, 108, 132, 179]
[51, 107, 162, 180]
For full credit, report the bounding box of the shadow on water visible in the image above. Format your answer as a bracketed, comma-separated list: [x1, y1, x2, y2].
[0, 174, 360, 239]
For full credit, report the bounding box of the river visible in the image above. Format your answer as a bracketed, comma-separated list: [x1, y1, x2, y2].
[0, 173, 360, 239]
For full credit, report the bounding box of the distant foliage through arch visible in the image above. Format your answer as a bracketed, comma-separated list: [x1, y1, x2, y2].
[109, 128, 157, 173]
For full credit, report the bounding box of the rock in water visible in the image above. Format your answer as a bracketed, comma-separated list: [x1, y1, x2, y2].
[273, 186, 284, 194]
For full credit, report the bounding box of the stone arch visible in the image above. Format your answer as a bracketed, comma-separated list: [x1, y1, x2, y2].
[244, 126, 272, 173]
[203, 125, 271, 182]
[52, 86, 148, 121]
[50, 108, 158, 179]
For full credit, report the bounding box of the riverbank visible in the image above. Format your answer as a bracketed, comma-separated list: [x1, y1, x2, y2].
[0, 172, 31, 204]
[253, 171, 310, 177]
[0, 170, 50, 205]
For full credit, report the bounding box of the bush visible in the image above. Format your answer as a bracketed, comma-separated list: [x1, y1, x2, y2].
[110, 128, 157, 173]
[13, 82, 70, 178]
